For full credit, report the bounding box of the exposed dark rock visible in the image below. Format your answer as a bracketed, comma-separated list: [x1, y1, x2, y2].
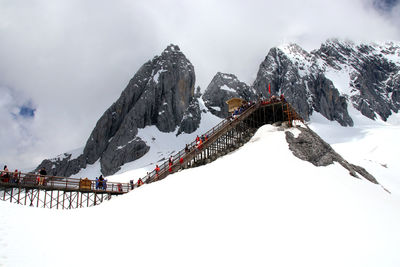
[285, 126, 378, 184]
[177, 97, 202, 135]
[252, 44, 353, 126]
[315, 40, 400, 121]
[202, 72, 256, 118]
[36, 44, 197, 176]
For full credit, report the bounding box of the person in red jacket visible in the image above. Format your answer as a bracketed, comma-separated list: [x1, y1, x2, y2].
[179, 157, 184, 170]
[197, 139, 203, 150]
[137, 178, 144, 187]
[155, 165, 160, 179]
[168, 161, 173, 173]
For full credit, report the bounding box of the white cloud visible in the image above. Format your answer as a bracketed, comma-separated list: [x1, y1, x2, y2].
[0, 0, 399, 170]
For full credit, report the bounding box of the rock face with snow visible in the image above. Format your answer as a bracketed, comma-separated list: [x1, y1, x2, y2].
[253, 43, 353, 126]
[315, 40, 400, 120]
[285, 126, 378, 184]
[253, 39, 400, 125]
[36, 44, 199, 176]
[202, 72, 256, 118]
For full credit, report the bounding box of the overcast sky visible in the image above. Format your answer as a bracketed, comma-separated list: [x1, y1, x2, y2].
[0, 0, 399, 170]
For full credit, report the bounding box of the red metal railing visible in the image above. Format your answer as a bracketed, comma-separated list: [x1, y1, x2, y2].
[144, 101, 260, 183]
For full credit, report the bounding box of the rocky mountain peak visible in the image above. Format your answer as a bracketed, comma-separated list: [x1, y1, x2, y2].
[36, 44, 199, 176]
[202, 72, 255, 118]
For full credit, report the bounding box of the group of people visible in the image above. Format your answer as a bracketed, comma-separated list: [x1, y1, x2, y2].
[260, 94, 286, 106]
[232, 101, 254, 119]
[129, 177, 144, 190]
[95, 175, 107, 190]
[0, 165, 21, 184]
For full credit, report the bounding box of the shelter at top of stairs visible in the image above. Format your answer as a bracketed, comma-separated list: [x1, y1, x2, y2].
[226, 98, 247, 113]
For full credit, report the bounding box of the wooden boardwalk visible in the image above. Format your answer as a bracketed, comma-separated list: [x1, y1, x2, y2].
[0, 100, 302, 209]
[0, 173, 130, 209]
[145, 100, 303, 183]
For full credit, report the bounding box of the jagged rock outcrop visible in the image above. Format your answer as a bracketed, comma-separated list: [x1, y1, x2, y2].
[253, 44, 353, 126]
[36, 44, 199, 176]
[315, 40, 400, 120]
[285, 126, 378, 184]
[253, 40, 400, 125]
[177, 97, 202, 135]
[35, 39, 400, 177]
[202, 72, 256, 118]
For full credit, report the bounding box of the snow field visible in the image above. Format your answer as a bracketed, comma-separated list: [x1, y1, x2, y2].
[0, 124, 399, 267]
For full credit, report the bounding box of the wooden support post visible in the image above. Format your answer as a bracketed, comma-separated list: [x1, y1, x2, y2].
[57, 190, 60, 210]
[62, 191, 65, 210]
[36, 189, 40, 208]
[50, 190, 54, 209]
[17, 188, 21, 204]
[43, 189, 47, 208]
[10, 188, 13, 203]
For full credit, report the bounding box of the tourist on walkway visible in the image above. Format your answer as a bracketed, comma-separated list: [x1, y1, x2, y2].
[2, 165, 9, 183]
[13, 169, 19, 184]
[98, 175, 104, 189]
[155, 165, 160, 179]
[39, 167, 47, 185]
[95, 177, 100, 189]
[168, 161, 173, 173]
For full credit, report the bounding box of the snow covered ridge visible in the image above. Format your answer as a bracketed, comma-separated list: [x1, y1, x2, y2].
[2, 124, 399, 266]
[266, 39, 400, 124]
[35, 39, 400, 179]
[208, 39, 400, 129]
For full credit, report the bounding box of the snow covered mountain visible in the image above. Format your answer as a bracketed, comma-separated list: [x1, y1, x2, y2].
[253, 39, 400, 125]
[36, 44, 201, 176]
[2, 120, 400, 266]
[4, 39, 400, 267]
[35, 39, 400, 178]
[206, 39, 400, 126]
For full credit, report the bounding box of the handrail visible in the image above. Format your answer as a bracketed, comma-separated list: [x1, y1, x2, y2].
[0, 99, 295, 195]
[144, 101, 261, 183]
[0, 171, 130, 193]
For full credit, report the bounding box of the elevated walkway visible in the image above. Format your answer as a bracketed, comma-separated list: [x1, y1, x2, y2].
[0, 100, 303, 209]
[145, 100, 303, 183]
[0, 173, 130, 209]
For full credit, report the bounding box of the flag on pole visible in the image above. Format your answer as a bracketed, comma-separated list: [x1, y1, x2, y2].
[268, 83, 271, 95]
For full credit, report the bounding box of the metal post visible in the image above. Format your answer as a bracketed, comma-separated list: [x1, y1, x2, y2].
[10, 188, 13, 203]
[57, 190, 60, 210]
[43, 189, 47, 208]
[36, 189, 40, 208]
[50, 190, 53, 209]
[17, 188, 21, 204]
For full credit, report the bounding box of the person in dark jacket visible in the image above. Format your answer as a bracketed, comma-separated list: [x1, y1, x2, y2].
[98, 175, 104, 189]
[2, 165, 9, 182]
[38, 167, 47, 185]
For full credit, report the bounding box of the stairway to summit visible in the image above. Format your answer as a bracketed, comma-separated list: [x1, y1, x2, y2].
[0, 99, 302, 209]
[145, 100, 303, 184]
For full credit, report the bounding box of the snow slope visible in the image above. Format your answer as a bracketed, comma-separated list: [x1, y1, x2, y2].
[74, 98, 223, 181]
[0, 122, 399, 267]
